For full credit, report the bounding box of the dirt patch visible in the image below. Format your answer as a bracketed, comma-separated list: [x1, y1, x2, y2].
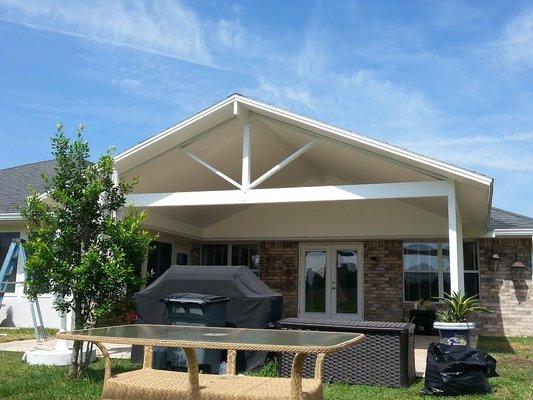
[499, 356, 533, 367]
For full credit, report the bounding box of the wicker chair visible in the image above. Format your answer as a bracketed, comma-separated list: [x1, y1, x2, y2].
[97, 343, 326, 400]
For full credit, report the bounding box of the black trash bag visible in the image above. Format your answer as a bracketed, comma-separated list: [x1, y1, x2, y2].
[421, 343, 495, 396]
[472, 351, 499, 378]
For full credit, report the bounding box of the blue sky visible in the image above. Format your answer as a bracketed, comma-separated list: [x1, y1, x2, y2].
[0, 1, 532, 216]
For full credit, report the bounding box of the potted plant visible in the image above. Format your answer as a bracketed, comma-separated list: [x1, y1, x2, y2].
[433, 292, 490, 346]
[409, 298, 437, 335]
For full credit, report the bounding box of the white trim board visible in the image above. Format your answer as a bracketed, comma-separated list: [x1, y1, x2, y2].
[126, 181, 449, 207]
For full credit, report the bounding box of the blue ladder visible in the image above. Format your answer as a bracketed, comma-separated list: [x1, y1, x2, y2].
[0, 239, 46, 341]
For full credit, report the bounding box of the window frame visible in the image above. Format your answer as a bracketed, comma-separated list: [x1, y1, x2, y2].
[199, 242, 261, 276]
[402, 241, 443, 302]
[463, 242, 481, 299]
[402, 240, 481, 303]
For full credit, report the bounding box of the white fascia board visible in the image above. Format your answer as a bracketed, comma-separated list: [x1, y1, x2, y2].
[114, 95, 236, 163]
[487, 229, 533, 237]
[126, 181, 449, 207]
[0, 213, 25, 221]
[236, 95, 493, 186]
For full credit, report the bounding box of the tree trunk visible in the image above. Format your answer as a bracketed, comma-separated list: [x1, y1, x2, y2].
[68, 303, 85, 378]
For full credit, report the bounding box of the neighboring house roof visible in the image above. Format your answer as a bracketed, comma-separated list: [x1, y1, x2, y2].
[489, 207, 533, 230]
[0, 160, 56, 213]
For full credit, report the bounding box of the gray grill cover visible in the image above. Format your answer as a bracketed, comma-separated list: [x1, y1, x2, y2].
[133, 266, 283, 370]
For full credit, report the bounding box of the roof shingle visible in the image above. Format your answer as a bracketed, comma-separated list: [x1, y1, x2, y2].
[489, 207, 533, 230]
[0, 160, 56, 213]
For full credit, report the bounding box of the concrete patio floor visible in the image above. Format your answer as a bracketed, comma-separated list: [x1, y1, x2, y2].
[0, 334, 477, 378]
[0, 338, 131, 359]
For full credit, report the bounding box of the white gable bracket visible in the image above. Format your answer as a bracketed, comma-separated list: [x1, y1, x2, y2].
[126, 180, 448, 207]
[181, 149, 242, 189]
[249, 138, 320, 189]
[242, 121, 251, 189]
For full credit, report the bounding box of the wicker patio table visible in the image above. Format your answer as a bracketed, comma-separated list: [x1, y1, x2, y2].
[57, 324, 365, 400]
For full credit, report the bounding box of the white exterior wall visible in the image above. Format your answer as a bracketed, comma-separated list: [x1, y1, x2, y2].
[0, 224, 71, 330]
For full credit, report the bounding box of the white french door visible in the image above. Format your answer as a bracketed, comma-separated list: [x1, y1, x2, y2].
[298, 243, 364, 320]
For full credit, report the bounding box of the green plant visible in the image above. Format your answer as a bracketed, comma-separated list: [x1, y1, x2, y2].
[20, 123, 155, 377]
[436, 292, 490, 322]
[416, 298, 432, 310]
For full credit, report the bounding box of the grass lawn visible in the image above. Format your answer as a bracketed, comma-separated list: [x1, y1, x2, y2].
[0, 328, 58, 343]
[0, 336, 531, 399]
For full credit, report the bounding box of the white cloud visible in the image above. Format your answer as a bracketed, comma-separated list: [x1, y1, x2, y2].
[216, 19, 245, 49]
[496, 10, 533, 69]
[0, 0, 213, 66]
[250, 78, 317, 110]
[110, 78, 142, 91]
[402, 131, 533, 147]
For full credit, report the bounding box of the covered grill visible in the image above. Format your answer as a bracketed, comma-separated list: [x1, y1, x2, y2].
[132, 266, 283, 370]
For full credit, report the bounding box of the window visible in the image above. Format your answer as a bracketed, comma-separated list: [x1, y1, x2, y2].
[463, 242, 480, 298]
[403, 242, 480, 302]
[147, 241, 172, 285]
[200, 244, 228, 266]
[200, 243, 260, 275]
[403, 243, 440, 301]
[231, 244, 260, 275]
[0, 232, 20, 293]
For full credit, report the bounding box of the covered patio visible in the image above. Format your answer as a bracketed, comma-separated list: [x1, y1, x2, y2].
[115, 94, 493, 323]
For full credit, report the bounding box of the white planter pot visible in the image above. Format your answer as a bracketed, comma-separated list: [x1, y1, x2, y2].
[433, 322, 476, 346]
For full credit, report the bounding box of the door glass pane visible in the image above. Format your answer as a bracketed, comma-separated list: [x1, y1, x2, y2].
[305, 250, 326, 313]
[336, 250, 357, 314]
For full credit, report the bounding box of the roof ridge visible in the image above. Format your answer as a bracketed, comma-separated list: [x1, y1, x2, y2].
[0, 159, 55, 173]
[492, 207, 533, 221]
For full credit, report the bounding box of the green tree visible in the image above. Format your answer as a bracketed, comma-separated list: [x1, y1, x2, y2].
[21, 124, 154, 377]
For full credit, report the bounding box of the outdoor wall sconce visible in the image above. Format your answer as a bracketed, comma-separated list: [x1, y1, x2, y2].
[510, 260, 527, 281]
[490, 253, 501, 271]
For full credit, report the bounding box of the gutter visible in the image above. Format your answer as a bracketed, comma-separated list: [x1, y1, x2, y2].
[487, 229, 533, 237]
[0, 213, 25, 221]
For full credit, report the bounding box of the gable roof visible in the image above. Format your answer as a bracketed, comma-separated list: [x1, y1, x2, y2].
[114, 93, 495, 234]
[0, 160, 56, 213]
[116, 93, 494, 187]
[490, 207, 533, 230]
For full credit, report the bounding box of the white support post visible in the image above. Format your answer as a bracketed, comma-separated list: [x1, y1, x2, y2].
[249, 138, 319, 189]
[181, 149, 242, 189]
[242, 121, 251, 190]
[447, 180, 464, 295]
[111, 168, 119, 219]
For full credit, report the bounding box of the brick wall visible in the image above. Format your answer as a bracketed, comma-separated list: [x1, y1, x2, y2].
[190, 238, 533, 336]
[473, 238, 533, 336]
[363, 241, 404, 321]
[258, 240, 406, 321]
[259, 241, 299, 318]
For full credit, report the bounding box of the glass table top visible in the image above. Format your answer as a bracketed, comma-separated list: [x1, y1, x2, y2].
[57, 324, 364, 353]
